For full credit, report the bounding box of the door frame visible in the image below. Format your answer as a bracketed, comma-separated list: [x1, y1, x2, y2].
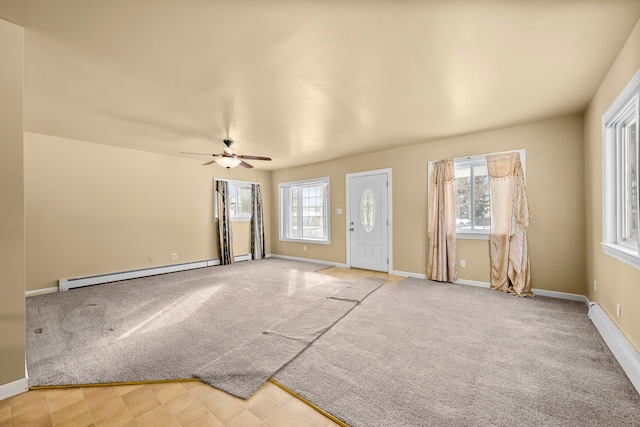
[345, 168, 393, 272]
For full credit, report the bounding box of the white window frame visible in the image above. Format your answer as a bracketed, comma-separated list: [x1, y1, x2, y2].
[602, 68, 640, 270]
[213, 179, 253, 222]
[453, 156, 491, 238]
[428, 149, 525, 240]
[279, 177, 330, 244]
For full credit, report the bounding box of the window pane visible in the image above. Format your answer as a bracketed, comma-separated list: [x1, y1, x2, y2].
[302, 185, 325, 238]
[454, 165, 472, 230]
[237, 186, 252, 216]
[452, 159, 492, 233]
[473, 165, 490, 230]
[228, 185, 237, 216]
[290, 187, 299, 238]
[360, 188, 375, 232]
[623, 119, 638, 246]
[280, 179, 329, 242]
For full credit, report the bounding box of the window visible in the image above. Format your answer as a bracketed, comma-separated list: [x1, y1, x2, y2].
[454, 158, 490, 234]
[279, 177, 330, 243]
[436, 149, 525, 239]
[602, 69, 640, 269]
[214, 179, 252, 221]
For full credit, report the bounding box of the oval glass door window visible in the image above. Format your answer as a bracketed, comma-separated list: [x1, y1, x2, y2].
[360, 188, 376, 232]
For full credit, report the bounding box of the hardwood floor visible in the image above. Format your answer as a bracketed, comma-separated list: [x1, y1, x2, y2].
[0, 380, 342, 427]
[317, 266, 404, 285]
[3, 267, 398, 427]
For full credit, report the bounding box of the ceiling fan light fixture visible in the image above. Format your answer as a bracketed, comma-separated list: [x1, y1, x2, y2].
[216, 156, 242, 169]
[181, 138, 270, 169]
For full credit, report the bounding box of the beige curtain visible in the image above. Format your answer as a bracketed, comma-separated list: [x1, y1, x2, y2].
[427, 159, 457, 282]
[487, 152, 532, 297]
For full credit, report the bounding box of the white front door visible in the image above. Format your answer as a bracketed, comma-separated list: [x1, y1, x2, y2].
[347, 170, 390, 272]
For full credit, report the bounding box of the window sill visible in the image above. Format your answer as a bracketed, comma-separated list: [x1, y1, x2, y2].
[214, 217, 251, 223]
[602, 243, 640, 270]
[456, 232, 489, 241]
[280, 238, 330, 245]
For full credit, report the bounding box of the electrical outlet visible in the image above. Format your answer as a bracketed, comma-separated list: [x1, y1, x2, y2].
[593, 280, 597, 291]
[460, 260, 466, 267]
[303, 245, 307, 251]
[148, 257, 153, 263]
[170, 253, 178, 260]
[616, 303, 621, 318]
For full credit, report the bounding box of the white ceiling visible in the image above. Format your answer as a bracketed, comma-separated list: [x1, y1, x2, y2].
[10, 0, 640, 170]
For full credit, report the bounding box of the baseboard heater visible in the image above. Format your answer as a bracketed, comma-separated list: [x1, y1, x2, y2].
[58, 254, 252, 291]
[588, 302, 640, 394]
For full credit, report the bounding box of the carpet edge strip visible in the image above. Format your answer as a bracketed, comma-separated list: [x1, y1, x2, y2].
[268, 378, 349, 427]
[28, 377, 200, 390]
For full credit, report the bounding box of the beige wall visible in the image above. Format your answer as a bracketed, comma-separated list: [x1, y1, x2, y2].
[24, 133, 271, 292]
[0, 0, 24, 26]
[271, 114, 586, 294]
[0, 18, 25, 385]
[584, 19, 640, 351]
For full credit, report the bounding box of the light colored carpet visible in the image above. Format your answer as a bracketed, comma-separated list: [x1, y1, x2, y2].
[195, 277, 385, 398]
[274, 277, 640, 427]
[26, 258, 354, 387]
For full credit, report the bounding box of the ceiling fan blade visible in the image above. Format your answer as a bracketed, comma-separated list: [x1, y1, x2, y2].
[239, 160, 254, 169]
[180, 151, 220, 156]
[202, 158, 218, 166]
[237, 155, 271, 161]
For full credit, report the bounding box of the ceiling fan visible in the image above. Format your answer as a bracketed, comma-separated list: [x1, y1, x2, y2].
[180, 139, 271, 169]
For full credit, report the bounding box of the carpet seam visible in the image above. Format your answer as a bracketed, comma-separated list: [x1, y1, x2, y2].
[261, 330, 311, 343]
[274, 281, 384, 369]
[328, 296, 365, 302]
[268, 279, 386, 400]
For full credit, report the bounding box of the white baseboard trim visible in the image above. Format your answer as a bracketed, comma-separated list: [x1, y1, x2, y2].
[588, 302, 640, 394]
[269, 254, 347, 268]
[532, 288, 590, 305]
[25, 286, 59, 296]
[454, 279, 590, 305]
[57, 255, 253, 292]
[391, 269, 426, 279]
[455, 279, 490, 288]
[205, 253, 252, 267]
[0, 378, 28, 401]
